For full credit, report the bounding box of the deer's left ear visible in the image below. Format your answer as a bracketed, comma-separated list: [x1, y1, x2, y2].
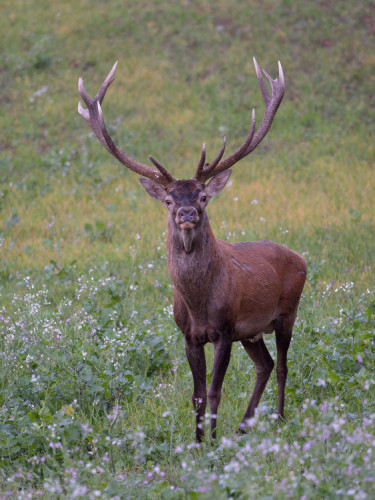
[205, 170, 232, 197]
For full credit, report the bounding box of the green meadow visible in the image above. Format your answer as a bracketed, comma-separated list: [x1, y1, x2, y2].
[0, 0, 374, 498]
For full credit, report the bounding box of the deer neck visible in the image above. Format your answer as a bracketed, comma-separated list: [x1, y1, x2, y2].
[166, 212, 219, 298]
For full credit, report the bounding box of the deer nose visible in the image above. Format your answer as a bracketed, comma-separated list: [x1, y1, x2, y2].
[177, 206, 198, 223]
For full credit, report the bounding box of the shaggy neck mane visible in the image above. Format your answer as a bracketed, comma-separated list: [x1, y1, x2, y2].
[166, 212, 218, 304]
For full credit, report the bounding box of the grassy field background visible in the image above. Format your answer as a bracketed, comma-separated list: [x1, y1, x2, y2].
[0, 0, 374, 498]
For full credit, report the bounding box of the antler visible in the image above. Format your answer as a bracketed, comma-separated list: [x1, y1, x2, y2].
[78, 62, 176, 186]
[195, 58, 285, 183]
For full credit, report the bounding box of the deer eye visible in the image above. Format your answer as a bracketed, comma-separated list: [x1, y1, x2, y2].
[201, 195, 207, 203]
[165, 199, 172, 206]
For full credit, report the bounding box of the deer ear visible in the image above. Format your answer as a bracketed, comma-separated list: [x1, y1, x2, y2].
[139, 178, 166, 201]
[205, 170, 232, 197]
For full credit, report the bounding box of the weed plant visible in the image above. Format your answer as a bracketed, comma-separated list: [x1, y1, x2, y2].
[0, 0, 374, 498]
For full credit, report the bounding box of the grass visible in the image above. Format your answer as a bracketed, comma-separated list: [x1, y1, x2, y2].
[0, 0, 374, 498]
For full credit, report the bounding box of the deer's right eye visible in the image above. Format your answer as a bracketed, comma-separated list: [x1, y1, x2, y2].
[165, 200, 172, 206]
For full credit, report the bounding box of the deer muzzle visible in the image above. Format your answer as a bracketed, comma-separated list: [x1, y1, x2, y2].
[176, 206, 199, 229]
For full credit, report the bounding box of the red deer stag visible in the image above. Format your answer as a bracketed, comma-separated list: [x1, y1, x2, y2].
[78, 59, 306, 442]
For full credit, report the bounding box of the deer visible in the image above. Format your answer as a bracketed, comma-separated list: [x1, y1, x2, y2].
[78, 58, 306, 442]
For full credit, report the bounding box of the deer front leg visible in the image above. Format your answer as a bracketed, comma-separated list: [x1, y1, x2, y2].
[208, 335, 232, 439]
[185, 339, 207, 443]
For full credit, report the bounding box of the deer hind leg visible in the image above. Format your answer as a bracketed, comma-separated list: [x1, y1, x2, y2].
[239, 337, 274, 431]
[185, 340, 207, 443]
[274, 314, 294, 419]
[207, 336, 232, 439]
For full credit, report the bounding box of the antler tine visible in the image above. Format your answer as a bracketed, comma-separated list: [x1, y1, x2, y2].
[206, 135, 226, 171]
[78, 63, 174, 186]
[195, 136, 226, 181]
[97, 61, 118, 104]
[198, 58, 285, 183]
[198, 109, 256, 182]
[242, 58, 285, 156]
[78, 76, 112, 153]
[253, 57, 270, 107]
[149, 155, 176, 183]
[78, 62, 118, 133]
[78, 61, 118, 109]
[194, 143, 206, 180]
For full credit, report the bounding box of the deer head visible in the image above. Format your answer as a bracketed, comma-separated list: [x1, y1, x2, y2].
[78, 58, 284, 250]
[139, 173, 231, 252]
